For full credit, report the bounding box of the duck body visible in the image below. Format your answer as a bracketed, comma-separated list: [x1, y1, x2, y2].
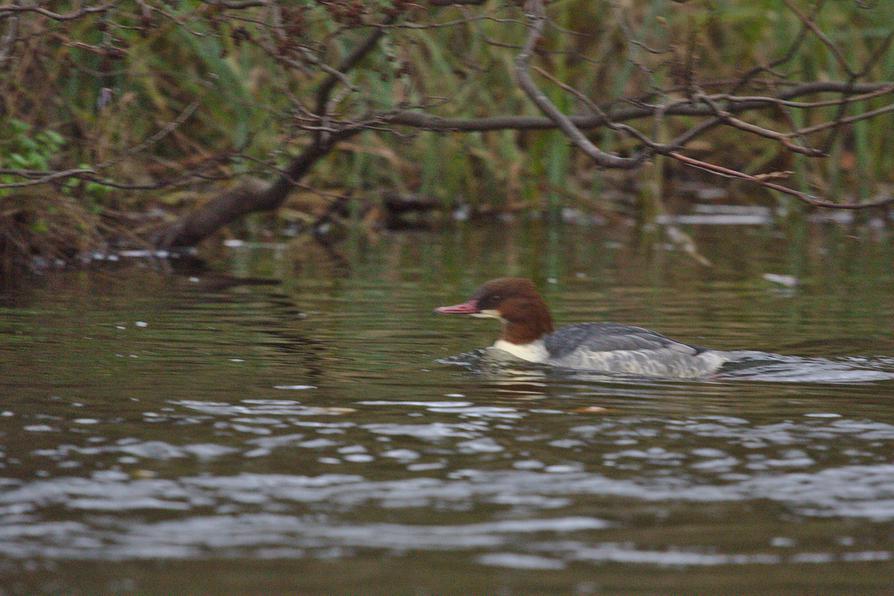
[436, 278, 727, 378]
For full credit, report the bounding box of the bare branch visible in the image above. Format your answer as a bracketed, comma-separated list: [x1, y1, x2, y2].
[157, 10, 400, 248]
[695, 93, 826, 156]
[385, 82, 894, 132]
[99, 102, 201, 169]
[531, 65, 656, 148]
[156, 130, 361, 249]
[0, 168, 96, 190]
[793, 103, 894, 136]
[514, 0, 643, 169]
[0, 2, 117, 21]
[669, 152, 894, 210]
[200, 0, 267, 8]
[314, 14, 398, 143]
[783, 0, 855, 77]
[714, 86, 894, 109]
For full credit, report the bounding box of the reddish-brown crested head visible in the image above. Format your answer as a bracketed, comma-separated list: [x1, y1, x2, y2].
[435, 277, 554, 344]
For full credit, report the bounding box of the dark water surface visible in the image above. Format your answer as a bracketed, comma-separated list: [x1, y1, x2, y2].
[2, 222, 894, 593]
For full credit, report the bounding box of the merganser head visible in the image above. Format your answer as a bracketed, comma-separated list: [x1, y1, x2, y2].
[435, 277, 554, 344]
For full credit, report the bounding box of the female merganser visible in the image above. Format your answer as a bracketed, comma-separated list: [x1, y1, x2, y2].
[435, 277, 727, 378]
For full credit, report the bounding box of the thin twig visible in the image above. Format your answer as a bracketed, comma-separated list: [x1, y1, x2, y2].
[0, 2, 118, 21]
[514, 0, 643, 169]
[669, 151, 894, 210]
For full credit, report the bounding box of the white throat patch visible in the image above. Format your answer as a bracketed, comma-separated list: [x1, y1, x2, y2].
[471, 309, 504, 321]
[492, 339, 548, 363]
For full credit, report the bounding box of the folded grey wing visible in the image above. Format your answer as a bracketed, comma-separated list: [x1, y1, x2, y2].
[545, 323, 703, 357]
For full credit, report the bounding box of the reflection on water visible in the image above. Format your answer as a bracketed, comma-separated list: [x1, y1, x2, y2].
[1, 222, 894, 592]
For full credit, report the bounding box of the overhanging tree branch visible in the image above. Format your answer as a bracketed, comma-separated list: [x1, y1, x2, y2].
[514, 0, 644, 169]
[0, 2, 117, 21]
[155, 14, 397, 248]
[155, 129, 362, 248]
[383, 82, 894, 132]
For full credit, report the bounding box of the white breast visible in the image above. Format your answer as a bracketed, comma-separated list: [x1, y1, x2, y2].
[492, 339, 549, 362]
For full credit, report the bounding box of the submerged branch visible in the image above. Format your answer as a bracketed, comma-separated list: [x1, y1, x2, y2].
[154, 131, 360, 249]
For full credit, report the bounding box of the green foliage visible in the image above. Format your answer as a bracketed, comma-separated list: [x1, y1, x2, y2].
[0, 119, 111, 209]
[3, 119, 64, 171]
[0, 119, 66, 197]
